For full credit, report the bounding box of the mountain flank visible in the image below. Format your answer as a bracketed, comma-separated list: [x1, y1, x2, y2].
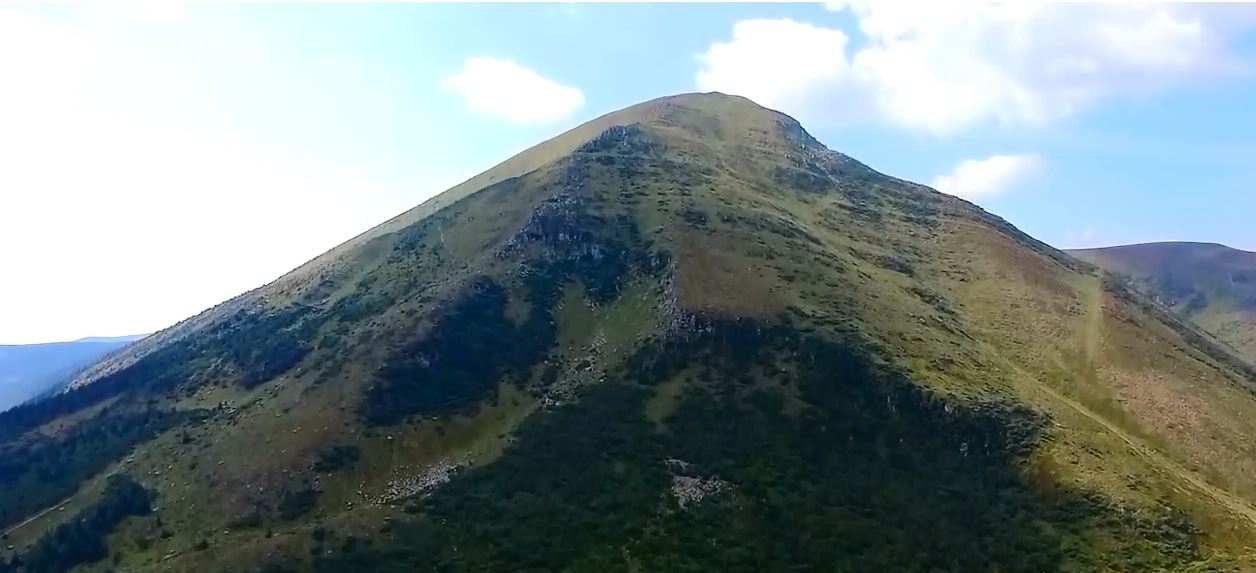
[3, 93, 1256, 571]
[1070, 242, 1256, 364]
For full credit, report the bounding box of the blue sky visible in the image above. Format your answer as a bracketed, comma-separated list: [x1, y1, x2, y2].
[1, 3, 1254, 343]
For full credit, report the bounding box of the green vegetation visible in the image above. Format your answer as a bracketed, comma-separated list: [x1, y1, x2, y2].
[364, 156, 662, 425]
[314, 318, 1199, 572]
[0, 408, 185, 528]
[229, 309, 320, 389]
[2, 475, 154, 573]
[311, 445, 362, 473]
[363, 278, 547, 424]
[277, 486, 320, 522]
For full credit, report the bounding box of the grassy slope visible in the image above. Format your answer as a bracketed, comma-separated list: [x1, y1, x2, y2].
[1071, 242, 1256, 364]
[5, 94, 1256, 571]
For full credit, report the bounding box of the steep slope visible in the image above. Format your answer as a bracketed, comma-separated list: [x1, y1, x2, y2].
[4, 93, 1256, 572]
[1070, 242, 1256, 364]
[0, 336, 143, 413]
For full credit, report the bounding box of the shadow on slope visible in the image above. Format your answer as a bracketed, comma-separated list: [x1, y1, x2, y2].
[313, 317, 1200, 573]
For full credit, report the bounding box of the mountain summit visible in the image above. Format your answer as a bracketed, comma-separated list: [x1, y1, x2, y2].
[5, 93, 1256, 571]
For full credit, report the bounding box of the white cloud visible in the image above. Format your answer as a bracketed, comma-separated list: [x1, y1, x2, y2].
[696, 19, 862, 118]
[931, 154, 1041, 198]
[0, 7, 458, 344]
[697, 4, 1248, 133]
[444, 57, 584, 125]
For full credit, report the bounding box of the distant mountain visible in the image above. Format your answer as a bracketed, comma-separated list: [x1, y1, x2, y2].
[1070, 242, 1256, 363]
[72, 335, 147, 344]
[5, 94, 1256, 571]
[0, 336, 144, 412]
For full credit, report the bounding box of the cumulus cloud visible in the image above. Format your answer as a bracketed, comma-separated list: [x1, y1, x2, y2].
[697, 3, 1247, 133]
[444, 57, 584, 125]
[931, 154, 1042, 198]
[696, 19, 862, 118]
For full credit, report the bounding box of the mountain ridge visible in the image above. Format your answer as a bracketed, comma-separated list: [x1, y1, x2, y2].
[71, 335, 147, 344]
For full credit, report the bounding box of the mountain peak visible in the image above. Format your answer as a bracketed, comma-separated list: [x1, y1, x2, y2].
[606, 91, 810, 142]
[608, 91, 787, 120]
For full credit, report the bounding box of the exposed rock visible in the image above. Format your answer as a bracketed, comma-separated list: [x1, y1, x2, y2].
[666, 458, 729, 509]
[374, 458, 464, 505]
[670, 475, 727, 509]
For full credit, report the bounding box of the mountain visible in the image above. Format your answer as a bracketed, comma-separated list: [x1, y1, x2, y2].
[0, 336, 144, 413]
[1069, 242, 1256, 365]
[5, 93, 1256, 572]
[70, 336, 147, 344]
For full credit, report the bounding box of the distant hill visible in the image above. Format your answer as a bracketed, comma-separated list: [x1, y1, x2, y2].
[0, 336, 144, 412]
[1070, 242, 1256, 363]
[6, 94, 1256, 571]
[72, 335, 147, 344]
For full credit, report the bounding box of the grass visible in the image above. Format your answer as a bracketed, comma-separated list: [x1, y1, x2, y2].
[644, 371, 687, 429]
[6, 93, 1256, 570]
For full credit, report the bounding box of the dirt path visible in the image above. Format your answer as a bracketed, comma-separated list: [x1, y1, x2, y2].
[1081, 275, 1105, 361]
[2, 503, 60, 538]
[2, 462, 124, 540]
